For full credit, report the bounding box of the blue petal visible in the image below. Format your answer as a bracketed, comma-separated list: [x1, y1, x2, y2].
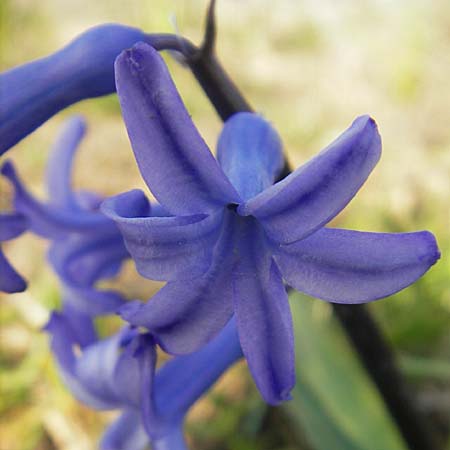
[61, 303, 97, 348]
[45, 312, 119, 409]
[48, 228, 128, 315]
[100, 409, 148, 450]
[132, 335, 165, 437]
[0, 24, 148, 154]
[111, 336, 144, 408]
[0, 212, 28, 292]
[134, 335, 188, 449]
[45, 312, 141, 410]
[1, 161, 110, 238]
[114, 42, 240, 215]
[60, 283, 125, 317]
[217, 112, 284, 201]
[239, 116, 381, 244]
[0, 212, 28, 240]
[48, 226, 126, 285]
[232, 217, 295, 405]
[75, 330, 129, 407]
[102, 190, 223, 281]
[274, 228, 441, 303]
[0, 248, 27, 293]
[154, 318, 242, 420]
[119, 210, 236, 354]
[46, 116, 86, 208]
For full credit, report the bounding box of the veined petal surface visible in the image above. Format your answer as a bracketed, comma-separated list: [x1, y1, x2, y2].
[275, 228, 440, 303]
[119, 210, 236, 354]
[102, 190, 223, 281]
[232, 217, 295, 405]
[239, 115, 381, 244]
[114, 42, 240, 215]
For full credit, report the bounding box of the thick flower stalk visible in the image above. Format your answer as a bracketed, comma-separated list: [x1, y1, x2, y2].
[1, 116, 129, 315]
[46, 310, 242, 450]
[102, 42, 440, 405]
[0, 212, 28, 293]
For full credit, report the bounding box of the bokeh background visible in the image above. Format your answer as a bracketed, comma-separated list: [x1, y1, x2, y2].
[1, 0, 449, 449]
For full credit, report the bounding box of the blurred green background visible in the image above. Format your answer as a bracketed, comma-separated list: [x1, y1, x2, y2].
[0, 0, 449, 449]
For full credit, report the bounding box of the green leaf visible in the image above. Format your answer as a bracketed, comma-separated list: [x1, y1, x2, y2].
[284, 292, 407, 450]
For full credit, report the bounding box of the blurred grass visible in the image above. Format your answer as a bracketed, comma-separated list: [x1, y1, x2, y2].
[1, 0, 449, 449]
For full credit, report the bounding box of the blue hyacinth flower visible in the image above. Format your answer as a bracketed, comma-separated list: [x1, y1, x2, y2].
[102, 42, 440, 405]
[45, 311, 242, 450]
[0, 23, 198, 155]
[0, 24, 153, 155]
[0, 212, 28, 293]
[1, 116, 129, 315]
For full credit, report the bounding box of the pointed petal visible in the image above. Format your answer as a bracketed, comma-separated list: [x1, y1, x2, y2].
[100, 409, 148, 450]
[102, 190, 223, 282]
[1, 161, 110, 238]
[275, 228, 440, 303]
[217, 112, 284, 201]
[0, 212, 28, 240]
[0, 248, 27, 293]
[114, 42, 240, 214]
[120, 211, 236, 354]
[239, 116, 381, 244]
[133, 335, 163, 437]
[132, 334, 189, 449]
[0, 24, 149, 154]
[46, 116, 86, 208]
[233, 219, 295, 405]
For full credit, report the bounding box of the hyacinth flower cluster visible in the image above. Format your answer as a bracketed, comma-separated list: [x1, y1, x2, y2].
[0, 16, 441, 450]
[102, 43, 440, 404]
[2, 107, 243, 448]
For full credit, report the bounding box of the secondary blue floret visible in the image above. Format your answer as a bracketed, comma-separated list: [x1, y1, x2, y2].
[1, 116, 129, 315]
[46, 310, 242, 449]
